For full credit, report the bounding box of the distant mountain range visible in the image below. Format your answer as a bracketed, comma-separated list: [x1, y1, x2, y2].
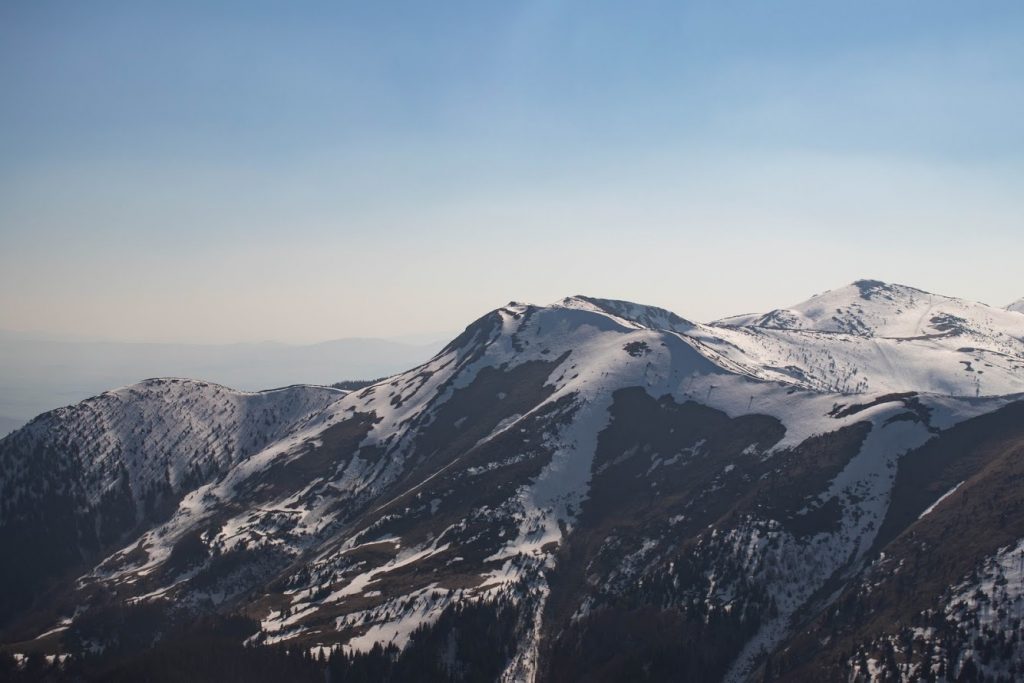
[0, 335, 445, 435]
[2, 281, 1024, 682]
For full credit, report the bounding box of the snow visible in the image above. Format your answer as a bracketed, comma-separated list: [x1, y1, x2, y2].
[0, 378, 342, 518]
[918, 481, 965, 519]
[702, 281, 1024, 396]
[715, 280, 1021, 338]
[466, 310, 732, 672]
[949, 537, 1024, 621]
[723, 403, 944, 683]
[936, 538, 1024, 679]
[32, 624, 69, 639]
[326, 543, 451, 602]
[341, 584, 448, 654]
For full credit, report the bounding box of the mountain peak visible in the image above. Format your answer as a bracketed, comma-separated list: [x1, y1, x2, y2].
[1009, 297, 1024, 314]
[848, 278, 927, 300]
[715, 280, 985, 336]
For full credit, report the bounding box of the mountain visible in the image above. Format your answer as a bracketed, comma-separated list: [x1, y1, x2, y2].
[704, 280, 1024, 396]
[0, 335, 443, 425]
[1009, 297, 1024, 314]
[1, 281, 1023, 682]
[0, 380, 343, 631]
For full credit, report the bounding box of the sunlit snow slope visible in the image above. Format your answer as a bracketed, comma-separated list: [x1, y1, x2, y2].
[702, 280, 1024, 395]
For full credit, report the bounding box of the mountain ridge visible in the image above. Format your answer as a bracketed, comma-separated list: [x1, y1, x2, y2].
[3, 280, 1024, 682]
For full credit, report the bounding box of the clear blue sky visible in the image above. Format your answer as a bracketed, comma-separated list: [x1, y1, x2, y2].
[2, 1, 1022, 343]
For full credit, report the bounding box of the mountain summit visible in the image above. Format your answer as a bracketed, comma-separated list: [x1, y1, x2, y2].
[2, 282, 1024, 682]
[715, 279, 1022, 337]
[704, 280, 1024, 396]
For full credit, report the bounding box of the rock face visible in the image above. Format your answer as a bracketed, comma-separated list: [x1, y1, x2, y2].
[2, 282, 1024, 682]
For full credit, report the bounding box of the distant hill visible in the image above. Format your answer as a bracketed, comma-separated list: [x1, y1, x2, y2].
[0, 335, 444, 422]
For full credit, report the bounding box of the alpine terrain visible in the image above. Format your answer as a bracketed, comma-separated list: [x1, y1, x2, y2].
[3, 280, 1024, 682]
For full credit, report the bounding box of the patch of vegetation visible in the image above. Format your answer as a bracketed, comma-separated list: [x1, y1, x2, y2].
[331, 378, 388, 391]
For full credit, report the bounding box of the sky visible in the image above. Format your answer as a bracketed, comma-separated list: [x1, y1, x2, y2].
[1, 1, 1023, 344]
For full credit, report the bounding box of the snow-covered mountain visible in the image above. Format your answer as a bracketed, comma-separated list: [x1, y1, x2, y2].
[2, 378, 344, 513]
[1009, 297, 1024, 314]
[716, 280, 1013, 336]
[2, 281, 1023, 682]
[0, 379, 343, 629]
[703, 280, 1024, 396]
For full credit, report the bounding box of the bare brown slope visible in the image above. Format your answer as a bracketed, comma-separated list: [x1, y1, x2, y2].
[538, 387, 874, 683]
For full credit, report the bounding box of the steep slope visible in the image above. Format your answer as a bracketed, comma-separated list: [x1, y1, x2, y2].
[3, 284, 1024, 683]
[761, 401, 1024, 681]
[0, 379, 343, 632]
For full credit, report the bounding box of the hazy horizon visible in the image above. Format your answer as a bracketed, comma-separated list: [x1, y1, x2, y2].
[0, 333, 449, 427]
[3, 2, 1022, 345]
[0, 324, 456, 347]
[0, 276, 1022, 346]
[3, 275, 1022, 429]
